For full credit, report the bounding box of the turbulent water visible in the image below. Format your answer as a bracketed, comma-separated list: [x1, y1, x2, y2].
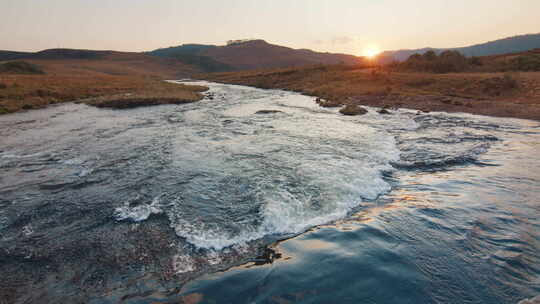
[0, 81, 539, 303]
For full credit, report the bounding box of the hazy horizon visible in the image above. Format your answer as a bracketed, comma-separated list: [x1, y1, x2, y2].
[2, 0, 540, 55]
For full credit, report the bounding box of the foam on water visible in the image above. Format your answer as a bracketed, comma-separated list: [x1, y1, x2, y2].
[115, 195, 163, 222]
[112, 82, 500, 252]
[156, 82, 402, 250]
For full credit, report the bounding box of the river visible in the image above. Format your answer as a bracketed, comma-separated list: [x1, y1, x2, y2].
[0, 81, 539, 303]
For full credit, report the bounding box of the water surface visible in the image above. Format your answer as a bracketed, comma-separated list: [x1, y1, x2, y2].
[0, 81, 539, 303]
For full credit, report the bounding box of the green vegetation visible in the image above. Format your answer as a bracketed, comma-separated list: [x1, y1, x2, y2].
[0, 61, 45, 74]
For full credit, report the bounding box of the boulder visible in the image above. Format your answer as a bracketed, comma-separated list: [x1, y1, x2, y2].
[339, 104, 368, 116]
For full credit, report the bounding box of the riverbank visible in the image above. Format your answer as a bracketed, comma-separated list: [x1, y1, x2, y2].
[197, 65, 540, 120]
[0, 74, 208, 113]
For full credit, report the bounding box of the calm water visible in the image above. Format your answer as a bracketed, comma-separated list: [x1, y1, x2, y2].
[0, 81, 539, 303]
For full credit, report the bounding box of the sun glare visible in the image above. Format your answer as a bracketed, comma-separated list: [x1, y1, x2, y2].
[363, 44, 381, 58]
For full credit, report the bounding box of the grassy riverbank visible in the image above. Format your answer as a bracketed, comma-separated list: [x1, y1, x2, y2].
[0, 53, 206, 114]
[0, 75, 207, 113]
[197, 65, 540, 120]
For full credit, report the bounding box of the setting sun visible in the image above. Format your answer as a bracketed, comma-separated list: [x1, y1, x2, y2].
[362, 44, 381, 58]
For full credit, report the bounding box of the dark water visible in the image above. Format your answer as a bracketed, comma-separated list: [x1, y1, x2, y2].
[0, 81, 539, 303]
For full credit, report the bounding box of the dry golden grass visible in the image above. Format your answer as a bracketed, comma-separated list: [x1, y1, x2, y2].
[25, 56, 198, 78]
[0, 75, 207, 113]
[198, 65, 540, 120]
[201, 65, 525, 99]
[0, 55, 204, 114]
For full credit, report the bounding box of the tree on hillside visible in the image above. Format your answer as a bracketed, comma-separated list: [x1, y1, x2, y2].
[400, 50, 469, 73]
[423, 50, 437, 61]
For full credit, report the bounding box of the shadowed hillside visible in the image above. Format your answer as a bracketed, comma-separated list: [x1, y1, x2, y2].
[148, 40, 363, 71]
[200, 40, 362, 70]
[147, 44, 234, 72]
[0, 61, 45, 75]
[0, 50, 32, 61]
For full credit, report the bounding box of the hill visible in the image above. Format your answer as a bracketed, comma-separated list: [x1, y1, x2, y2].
[0, 48, 200, 78]
[147, 44, 233, 72]
[148, 39, 363, 71]
[200, 40, 362, 70]
[382, 33, 540, 61]
[148, 44, 216, 57]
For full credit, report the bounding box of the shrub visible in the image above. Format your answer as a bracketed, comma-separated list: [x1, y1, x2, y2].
[468, 56, 483, 66]
[478, 73, 519, 96]
[406, 78, 435, 87]
[509, 54, 540, 71]
[502, 73, 518, 89]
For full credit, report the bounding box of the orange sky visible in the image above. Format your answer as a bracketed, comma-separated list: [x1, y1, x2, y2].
[2, 0, 539, 55]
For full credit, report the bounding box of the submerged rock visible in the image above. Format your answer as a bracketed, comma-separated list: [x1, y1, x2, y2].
[339, 104, 368, 116]
[255, 110, 283, 114]
[378, 109, 391, 115]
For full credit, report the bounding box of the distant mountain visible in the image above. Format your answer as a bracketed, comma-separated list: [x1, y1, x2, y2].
[381, 33, 540, 61]
[148, 40, 363, 71]
[1, 49, 117, 61]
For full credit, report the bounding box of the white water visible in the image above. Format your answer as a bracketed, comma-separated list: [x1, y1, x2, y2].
[115, 82, 402, 249]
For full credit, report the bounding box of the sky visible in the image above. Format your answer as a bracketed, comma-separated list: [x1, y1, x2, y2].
[2, 0, 540, 55]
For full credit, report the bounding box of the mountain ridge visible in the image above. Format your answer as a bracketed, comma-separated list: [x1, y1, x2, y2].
[381, 33, 540, 61]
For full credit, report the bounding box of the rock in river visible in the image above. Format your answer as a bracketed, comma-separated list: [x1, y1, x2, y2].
[339, 104, 368, 116]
